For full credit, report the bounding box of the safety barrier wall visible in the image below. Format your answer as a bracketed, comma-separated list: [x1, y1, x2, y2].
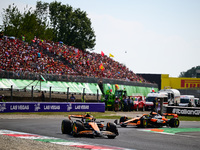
[0, 78, 158, 98]
[0, 102, 105, 113]
[165, 106, 200, 116]
[0, 70, 158, 88]
[0, 79, 102, 95]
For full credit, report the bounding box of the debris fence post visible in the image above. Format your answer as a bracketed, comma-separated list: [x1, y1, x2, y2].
[31, 86, 33, 101]
[10, 85, 13, 101]
[97, 89, 99, 102]
[67, 87, 69, 102]
[49, 86, 52, 102]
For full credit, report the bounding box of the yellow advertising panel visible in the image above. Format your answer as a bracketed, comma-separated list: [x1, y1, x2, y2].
[161, 74, 200, 89]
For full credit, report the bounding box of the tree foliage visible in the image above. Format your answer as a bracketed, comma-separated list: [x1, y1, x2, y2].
[179, 66, 200, 78]
[48, 1, 95, 50]
[1, 3, 53, 42]
[0, 1, 96, 50]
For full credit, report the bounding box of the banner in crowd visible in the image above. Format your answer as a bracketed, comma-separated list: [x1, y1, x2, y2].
[0, 102, 105, 113]
[165, 106, 200, 116]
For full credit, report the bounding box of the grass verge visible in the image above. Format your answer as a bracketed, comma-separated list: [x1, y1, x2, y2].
[0, 111, 121, 119]
[0, 111, 200, 121]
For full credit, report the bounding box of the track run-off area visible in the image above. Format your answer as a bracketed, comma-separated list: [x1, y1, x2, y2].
[0, 115, 200, 150]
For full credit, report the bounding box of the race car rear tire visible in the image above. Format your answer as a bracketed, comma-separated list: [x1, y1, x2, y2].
[120, 116, 128, 127]
[61, 119, 72, 134]
[169, 118, 180, 128]
[140, 118, 148, 128]
[106, 122, 118, 138]
[72, 122, 85, 137]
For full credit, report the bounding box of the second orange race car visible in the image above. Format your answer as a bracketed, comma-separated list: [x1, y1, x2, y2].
[61, 112, 119, 139]
[114, 112, 180, 128]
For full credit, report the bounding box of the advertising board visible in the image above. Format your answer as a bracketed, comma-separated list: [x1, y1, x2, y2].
[0, 102, 105, 113]
[165, 106, 200, 116]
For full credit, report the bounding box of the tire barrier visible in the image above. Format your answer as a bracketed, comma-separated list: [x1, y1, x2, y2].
[0, 102, 105, 113]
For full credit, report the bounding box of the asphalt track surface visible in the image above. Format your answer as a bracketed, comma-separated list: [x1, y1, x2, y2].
[0, 117, 200, 150]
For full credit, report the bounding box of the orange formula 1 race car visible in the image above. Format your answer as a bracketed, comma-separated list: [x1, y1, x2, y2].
[61, 112, 119, 139]
[114, 112, 180, 128]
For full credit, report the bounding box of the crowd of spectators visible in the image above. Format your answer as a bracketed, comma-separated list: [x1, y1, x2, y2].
[0, 34, 149, 83]
[0, 36, 78, 76]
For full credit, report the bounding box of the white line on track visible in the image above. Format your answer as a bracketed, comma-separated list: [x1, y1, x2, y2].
[0, 129, 134, 150]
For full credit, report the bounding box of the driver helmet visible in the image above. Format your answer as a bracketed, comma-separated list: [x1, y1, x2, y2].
[85, 112, 93, 120]
[85, 112, 91, 117]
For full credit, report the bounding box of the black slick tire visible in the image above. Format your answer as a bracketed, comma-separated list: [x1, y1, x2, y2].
[72, 122, 85, 137]
[61, 119, 72, 134]
[106, 122, 118, 139]
[140, 118, 148, 128]
[169, 118, 180, 128]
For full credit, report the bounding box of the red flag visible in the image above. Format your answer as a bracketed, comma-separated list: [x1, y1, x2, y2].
[101, 51, 104, 57]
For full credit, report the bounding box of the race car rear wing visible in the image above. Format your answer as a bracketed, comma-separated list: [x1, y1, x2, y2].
[68, 115, 84, 120]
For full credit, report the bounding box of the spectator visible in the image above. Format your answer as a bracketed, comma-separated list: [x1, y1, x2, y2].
[122, 95, 128, 111]
[127, 96, 133, 111]
[81, 95, 86, 103]
[0, 94, 5, 102]
[114, 96, 120, 112]
[0, 35, 150, 84]
[70, 94, 76, 102]
[40, 91, 45, 102]
[152, 98, 156, 112]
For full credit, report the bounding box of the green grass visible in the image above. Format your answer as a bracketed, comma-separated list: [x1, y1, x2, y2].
[0, 111, 121, 119]
[0, 111, 200, 121]
[178, 116, 200, 121]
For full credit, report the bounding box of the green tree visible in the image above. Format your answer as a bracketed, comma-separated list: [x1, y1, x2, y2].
[1, 4, 22, 37]
[35, 1, 49, 25]
[49, 1, 96, 50]
[1, 1, 95, 50]
[179, 66, 200, 78]
[35, 1, 53, 40]
[1, 3, 53, 42]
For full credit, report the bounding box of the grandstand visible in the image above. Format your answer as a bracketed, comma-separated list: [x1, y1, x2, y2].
[0, 35, 157, 102]
[0, 35, 150, 82]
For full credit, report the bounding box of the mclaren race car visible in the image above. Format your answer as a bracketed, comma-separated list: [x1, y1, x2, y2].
[114, 112, 180, 128]
[61, 112, 119, 139]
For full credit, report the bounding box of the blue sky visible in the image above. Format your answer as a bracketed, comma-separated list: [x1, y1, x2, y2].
[0, 0, 200, 77]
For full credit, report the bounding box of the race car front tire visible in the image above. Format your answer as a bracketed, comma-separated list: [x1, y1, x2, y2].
[106, 122, 119, 138]
[140, 118, 148, 128]
[72, 122, 85, 137]
[61, 119, 72, 134]
[169, 118, 180, 128]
